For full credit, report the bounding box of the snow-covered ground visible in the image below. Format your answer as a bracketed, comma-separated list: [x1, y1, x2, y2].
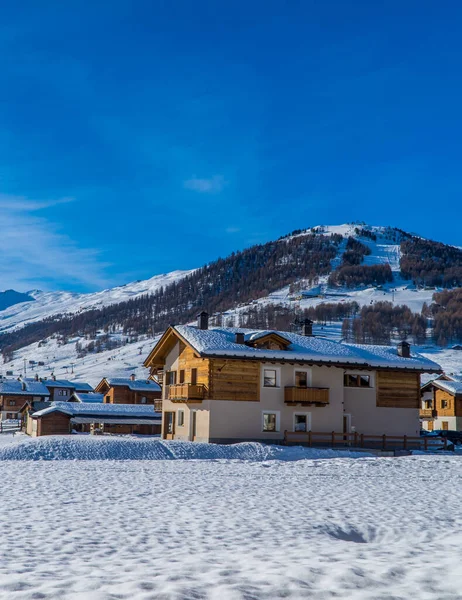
[0, 436, 461, 599]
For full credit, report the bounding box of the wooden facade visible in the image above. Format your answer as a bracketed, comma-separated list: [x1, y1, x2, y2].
[376, 371, 420, 408]
[95, 379, 162, 411]
[36, 412, 71, 436]
[209, 359, 260, 402]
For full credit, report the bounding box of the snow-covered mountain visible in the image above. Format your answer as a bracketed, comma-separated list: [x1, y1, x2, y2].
[0, 269, 192, 335]
[1, 223, 461, 384]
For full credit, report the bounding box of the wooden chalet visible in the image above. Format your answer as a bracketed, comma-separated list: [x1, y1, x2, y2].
[24, 402, 162, 437]
[95, 375, 161, 411]
[0, 378, 50, 421]
[143, 312, 442, 444]
[420, 375, 462, 431]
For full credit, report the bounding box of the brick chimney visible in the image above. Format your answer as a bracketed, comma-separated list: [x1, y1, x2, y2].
[235, 332, 245, 344]
[34, 374, 39, 381]
[301, 318, 314, 337]
[397, 341, 411, 358]
[197, 311, 209, 330]
[130, 373, 136, 381]
[21, 382, 26, 391]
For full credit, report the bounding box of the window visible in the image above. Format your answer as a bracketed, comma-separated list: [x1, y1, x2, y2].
[262, 411, 279, 432]
[294, 413, 310, 432]
[140, 396, 147, 404]
[105, 395, 110, 403]
[8, 400, 16, 406]
[177, 410, 185, 427]
[263, 369, 277, 387]
[179, 370, 185, 384]
[58, 390, 68, 396]
[424, 400, 432, 409]
[191, 368, 197, 386]
[442, 399, 449, 409]
[166, 371, 177, 386]
[295, 371, 308, 388]
[344, 374, 371, 388]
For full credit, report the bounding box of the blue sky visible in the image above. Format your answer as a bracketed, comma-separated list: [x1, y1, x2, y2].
[1, 0, 461, 292]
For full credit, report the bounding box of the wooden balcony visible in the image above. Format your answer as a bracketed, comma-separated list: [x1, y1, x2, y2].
[284, 386, 329, 406]
[420, 408, 437, 419]
[168, 384, 206, 403]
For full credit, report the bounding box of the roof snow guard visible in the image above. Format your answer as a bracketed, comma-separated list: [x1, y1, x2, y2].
[166, 325, 442, 372]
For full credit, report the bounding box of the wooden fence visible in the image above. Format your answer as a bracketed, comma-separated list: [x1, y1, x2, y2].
[284, 430, 448, 451]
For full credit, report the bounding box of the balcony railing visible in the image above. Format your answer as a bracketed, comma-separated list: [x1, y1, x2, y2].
[168, 384, 206, 402]
[284, 386, 329, 405]
[420, 408, 437, 419]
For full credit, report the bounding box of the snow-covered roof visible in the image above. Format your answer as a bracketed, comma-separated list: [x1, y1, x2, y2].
[38, 379, 93, 391]
[0, 379, 50, 397]
[433, 380, 462, 396]
[73, 382, 94, 392]
[104, 378, 161, 392]
[32, 402, 161, 419]
[173, 325, 442, 372]
[72, 392, 105, 403]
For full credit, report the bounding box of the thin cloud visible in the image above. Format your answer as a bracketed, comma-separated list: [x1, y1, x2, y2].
[225, 227, 241, 234]
[0, 195, 75, 211]
[183, 175, 227, 194]
[0, 195, 110, 292]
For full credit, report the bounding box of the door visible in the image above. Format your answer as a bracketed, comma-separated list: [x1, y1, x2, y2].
[191, 368, 197, 386]
[191, 411, 198, 441]
[427, 420, 434, 432]
[164, 412, 175, 440]
[442, 421, 449, 431]
[343, 414, 351, 443]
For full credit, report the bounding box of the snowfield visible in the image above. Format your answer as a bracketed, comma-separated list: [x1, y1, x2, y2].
[0, 437, 461, 599]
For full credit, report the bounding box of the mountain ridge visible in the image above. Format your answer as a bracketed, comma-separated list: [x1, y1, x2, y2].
[1, 223, 461, 383]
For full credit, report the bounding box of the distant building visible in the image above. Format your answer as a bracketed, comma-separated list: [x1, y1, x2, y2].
[23, 402, 161, 437]
[95, 375, 162, 411]
[420, 375, 462, 431]
[0, 379, 50, 421]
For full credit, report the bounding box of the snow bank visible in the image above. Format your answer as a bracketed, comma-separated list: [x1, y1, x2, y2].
[0, 435, 372, 461]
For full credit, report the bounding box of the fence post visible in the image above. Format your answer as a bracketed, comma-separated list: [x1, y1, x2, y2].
[331, 431, 335, 447]
[444, 436, 447, 451]
[354, 431, 358, 446]
[360, 433, 364, 448]
[403, 435, 407, 450]
[308, 430, 312, 447]
[424, 436, 428, 451]
[284, 430, 288, 445]
[382, 434, 387, 450]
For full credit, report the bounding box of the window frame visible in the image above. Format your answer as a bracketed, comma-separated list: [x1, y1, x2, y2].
[293, 412, 311, 432]
[344, 373, 373, 388]
[262, 367, 280, 388]
[262, 411, 280, 433]
[166, 371, 177, 386]
[177, 410, 185, 427]
[294, 369, 312, 388]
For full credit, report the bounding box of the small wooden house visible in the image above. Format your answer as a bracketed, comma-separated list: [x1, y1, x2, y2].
[95, 375, 162, 411]
[25, 402, 162, 436]
[0, 378, 50, 421]
[420, 375, 462, 431]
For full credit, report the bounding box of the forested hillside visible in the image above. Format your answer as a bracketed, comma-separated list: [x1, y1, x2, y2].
[0, 233, 341, 360]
